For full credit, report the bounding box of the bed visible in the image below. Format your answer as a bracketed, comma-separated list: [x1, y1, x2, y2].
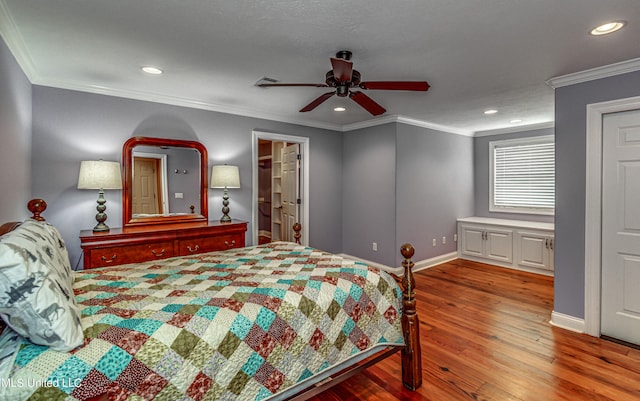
[0, 199, 421, 400]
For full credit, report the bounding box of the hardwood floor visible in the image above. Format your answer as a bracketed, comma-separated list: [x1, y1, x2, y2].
[309, 259, 640, 401]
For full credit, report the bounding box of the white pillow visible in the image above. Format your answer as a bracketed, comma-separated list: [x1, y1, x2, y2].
[0, 219, 83, 351]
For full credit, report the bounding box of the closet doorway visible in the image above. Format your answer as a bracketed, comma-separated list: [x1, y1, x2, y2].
[252, 131, 309, 246]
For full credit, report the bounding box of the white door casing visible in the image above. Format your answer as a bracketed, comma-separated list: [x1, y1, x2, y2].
[600, 110, 640, 344]
[252, 131, 309, 246]
[281, 144, 300, 242]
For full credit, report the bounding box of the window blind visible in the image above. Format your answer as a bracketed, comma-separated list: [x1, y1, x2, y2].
[492, 139, 555, 212]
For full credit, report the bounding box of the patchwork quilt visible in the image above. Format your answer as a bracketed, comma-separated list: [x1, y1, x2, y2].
[2, 242, 404, 400]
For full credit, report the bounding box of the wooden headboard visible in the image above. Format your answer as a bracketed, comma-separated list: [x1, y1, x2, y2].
[0, 198, 47, 236]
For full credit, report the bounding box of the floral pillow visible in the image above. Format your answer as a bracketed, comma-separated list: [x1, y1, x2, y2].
[0, 219, 83, 351]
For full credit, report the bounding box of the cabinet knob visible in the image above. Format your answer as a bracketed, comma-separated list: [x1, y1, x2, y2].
[151, 249, 166, 257]
[187, 245, 200, 253]
[101, 255, 117, 263]
[224, 240, 236, 248]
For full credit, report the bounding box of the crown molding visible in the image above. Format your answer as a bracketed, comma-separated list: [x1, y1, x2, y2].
[473, 121, 555, 137]
[0, 0, 38, 81]
[34, 78, 346, 132]
[342, 114, 473, 136]
[547, 57, 640, 88]
[396, 115, 473, 137]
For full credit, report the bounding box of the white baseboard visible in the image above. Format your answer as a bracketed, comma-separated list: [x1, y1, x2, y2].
[337, 251, 458, 275]
[413, 251, 458, 272]
[550, 311, 586, 334]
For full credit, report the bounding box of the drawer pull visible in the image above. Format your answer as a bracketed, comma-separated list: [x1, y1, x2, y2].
[224, 240, 236, 248]
[101, 255, 117, 263]
[187, 245, 200, 253]
[151, 249, 166, 257]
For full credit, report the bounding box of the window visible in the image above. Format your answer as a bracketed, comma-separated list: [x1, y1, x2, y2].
[490, 135, 555, 215]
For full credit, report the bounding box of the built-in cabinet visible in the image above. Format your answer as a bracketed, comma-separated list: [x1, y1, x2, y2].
[457, 217, 554, 275]
[459, 225, 513, 264]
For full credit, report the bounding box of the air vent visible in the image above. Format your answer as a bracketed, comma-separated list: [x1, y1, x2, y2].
[255, 76, 279, 86]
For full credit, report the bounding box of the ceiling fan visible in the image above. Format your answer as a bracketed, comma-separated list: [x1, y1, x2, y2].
[257, 50, 430, 116]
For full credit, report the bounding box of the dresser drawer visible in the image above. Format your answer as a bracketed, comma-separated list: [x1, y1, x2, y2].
[178, 234, 244, 255]
[88, 241, 175, 268]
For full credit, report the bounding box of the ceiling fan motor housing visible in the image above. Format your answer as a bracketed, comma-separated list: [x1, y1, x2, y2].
[326, 70, 361, 97]
[335, 50, 352, 60]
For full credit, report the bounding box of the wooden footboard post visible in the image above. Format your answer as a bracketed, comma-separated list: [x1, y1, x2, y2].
[399, 243, 422, 390]
[293, 223, 302, 244]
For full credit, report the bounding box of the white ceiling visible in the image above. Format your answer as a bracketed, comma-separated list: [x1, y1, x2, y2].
[1, 0, 639, 134]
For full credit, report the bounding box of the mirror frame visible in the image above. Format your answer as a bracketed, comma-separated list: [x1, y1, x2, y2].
[122, 136, 208, 227]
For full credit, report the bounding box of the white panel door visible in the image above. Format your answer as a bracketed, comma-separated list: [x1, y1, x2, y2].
[601, 109, 640, 344]
[281, 144, 300, 242]
[133, 157, 160, 214]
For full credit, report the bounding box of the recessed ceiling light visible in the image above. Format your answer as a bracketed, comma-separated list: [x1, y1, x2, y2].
[590, 21, 626, 36]
[141, 66, 163, 75]
[510, 119, 523, 124]
[334, 107, 346, 112]
[484, 109, 498, 115]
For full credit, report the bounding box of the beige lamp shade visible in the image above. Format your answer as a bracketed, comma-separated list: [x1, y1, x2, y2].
[210, 165, 240, 188]
[77, 160, 123, 190]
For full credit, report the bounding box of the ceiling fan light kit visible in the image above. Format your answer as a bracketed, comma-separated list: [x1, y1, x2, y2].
[258, 50, 430, 116]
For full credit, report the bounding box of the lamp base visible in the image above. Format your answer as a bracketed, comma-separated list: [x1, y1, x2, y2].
[220, 187, 232, 223]
[93, 222, 110, 232]
[93, 189, 110, 232]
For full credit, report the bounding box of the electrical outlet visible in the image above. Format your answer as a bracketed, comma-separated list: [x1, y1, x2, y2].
[442, 236, 446, 244]
[372, 242, 377, 251]
[432, 238, 437, 247]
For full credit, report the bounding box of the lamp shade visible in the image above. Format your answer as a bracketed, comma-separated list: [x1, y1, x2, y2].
[210, 165, 240, 188]
[77, 160, 123, 190]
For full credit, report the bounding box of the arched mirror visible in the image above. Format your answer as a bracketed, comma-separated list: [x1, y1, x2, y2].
[122, 136, 208, 227]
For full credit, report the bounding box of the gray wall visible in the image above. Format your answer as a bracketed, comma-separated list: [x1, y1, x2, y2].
[342, 122, 474, 267]
[554, 70, 640, 319]
[473, 127, 555, 223]
[0, 35, 32, 223]
[31, 86, 343, 269]
[396, 124, 474, 266]
[342, 124, 397, 266]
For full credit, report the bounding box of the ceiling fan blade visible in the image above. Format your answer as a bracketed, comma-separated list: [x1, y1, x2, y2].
[299, 91, 336, 112]
[258, 83, 329, 88]
[359, 81, 430, 91]
[349, 91, 386, 116]
[330, 57, 353, 82]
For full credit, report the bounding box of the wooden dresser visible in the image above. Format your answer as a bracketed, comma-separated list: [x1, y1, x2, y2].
[80, 220, 247, 269]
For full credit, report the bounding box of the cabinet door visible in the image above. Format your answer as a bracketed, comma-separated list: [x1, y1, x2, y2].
[485, 228, 513, 263]
[516, 231, 552, 270]
[547, 237, 554, 271]
[460, 225, 485, 257]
